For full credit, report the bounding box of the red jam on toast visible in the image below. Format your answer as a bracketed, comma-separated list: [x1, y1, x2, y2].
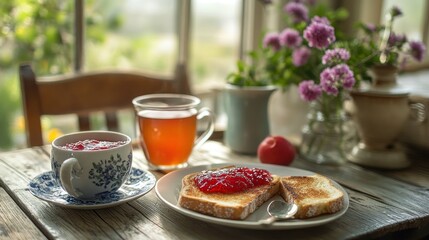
[194, 167, 272, 193]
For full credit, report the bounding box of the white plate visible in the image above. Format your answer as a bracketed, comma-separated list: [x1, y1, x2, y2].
[28, 167, 156, 209]
[155, 162, 349, 230]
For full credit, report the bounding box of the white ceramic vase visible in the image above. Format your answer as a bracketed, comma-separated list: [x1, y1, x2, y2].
[223, 84, 276, 154]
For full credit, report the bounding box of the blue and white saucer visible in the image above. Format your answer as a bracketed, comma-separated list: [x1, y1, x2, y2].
[28, 167, 156, 209]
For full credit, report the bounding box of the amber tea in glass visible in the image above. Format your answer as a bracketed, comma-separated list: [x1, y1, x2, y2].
[133, 94, 214, 170]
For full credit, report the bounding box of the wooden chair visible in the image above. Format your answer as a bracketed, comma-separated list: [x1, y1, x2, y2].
[19, 63, 191, 147]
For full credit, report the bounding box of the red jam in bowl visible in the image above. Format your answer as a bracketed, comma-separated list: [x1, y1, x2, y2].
[61, 139, 127, 151]
[194, 167, 272, 193]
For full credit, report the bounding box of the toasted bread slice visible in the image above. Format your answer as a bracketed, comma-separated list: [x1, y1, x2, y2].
[280, 174, 344, 219]
[178, 168, 280, 220]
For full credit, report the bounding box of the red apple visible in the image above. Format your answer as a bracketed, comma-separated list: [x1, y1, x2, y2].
[257, 136, 296, 166]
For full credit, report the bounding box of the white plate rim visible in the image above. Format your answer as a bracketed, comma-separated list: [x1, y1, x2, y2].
[155, 162, 349, 230]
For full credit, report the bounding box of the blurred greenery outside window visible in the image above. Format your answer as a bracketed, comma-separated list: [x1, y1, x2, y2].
[0, 0, 241, 149]
[1, 0, 428, 150]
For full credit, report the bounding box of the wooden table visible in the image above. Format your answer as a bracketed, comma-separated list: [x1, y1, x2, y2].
[1, 141, 429, 239]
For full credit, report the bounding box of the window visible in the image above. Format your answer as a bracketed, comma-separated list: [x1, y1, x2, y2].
[190, 0, 242, 91]
[2, 0, 428, 149]
[0, 0, 251, 149]
[80, 0, 243, 87]
[84, 0, 177, 75]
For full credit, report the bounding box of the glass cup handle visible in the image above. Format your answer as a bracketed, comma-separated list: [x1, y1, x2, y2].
[194, 107, 215, 149]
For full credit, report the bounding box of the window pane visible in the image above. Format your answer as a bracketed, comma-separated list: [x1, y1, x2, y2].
[0, 1, 74, 149]
[191, 0, 242, 90]
[382, 0, 425, 41]
[84, 0, 177, 76]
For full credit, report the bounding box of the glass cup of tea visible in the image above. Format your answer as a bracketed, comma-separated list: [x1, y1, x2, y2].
[132, 94, 214, 170]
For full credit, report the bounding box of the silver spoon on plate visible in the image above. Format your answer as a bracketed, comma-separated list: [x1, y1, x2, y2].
[259, 200, 298, 225]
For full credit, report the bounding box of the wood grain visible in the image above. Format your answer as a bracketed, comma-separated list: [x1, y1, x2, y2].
[0, 142, 428, 239]
[0, 188, 46, 240]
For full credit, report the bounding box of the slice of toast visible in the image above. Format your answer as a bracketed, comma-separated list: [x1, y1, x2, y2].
[178, 168, 280, 220]
[279, 174, 344, 219]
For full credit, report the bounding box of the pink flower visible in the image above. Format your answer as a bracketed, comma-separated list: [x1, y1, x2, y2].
[333, 64, 355, 89]
[303, 17, 336, 49]
[320, 68, 338, 95]
[284, 2, 308, 23]
[322, 48, 350, 65]
[312, 16, 330, 25]
[409, 40, 426, 62]
[298, 80, 322, 101]
[263, 32, 281, 51]
[388, 33, 407, 47]
[279, 28, 302, 48]
[292, 46, 311, 66]
[320, 64, 355, 96]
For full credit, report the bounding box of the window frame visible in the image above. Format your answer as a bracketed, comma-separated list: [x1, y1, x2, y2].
[72, 0, 266, 93]
[72, 0, 429, 83]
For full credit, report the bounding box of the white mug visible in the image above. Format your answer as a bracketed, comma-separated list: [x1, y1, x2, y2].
[51, 131, 133, 199]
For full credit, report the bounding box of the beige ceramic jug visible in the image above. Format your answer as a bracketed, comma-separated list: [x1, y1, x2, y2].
[347, 65, 415, 169]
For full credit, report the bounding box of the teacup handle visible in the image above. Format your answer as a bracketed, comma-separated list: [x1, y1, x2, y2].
[60, 157, 81, 197]
[194, 107, 215, 149]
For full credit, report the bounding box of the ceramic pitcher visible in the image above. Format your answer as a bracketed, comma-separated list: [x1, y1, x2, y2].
[347, 65, 418, 169]
[223, 84, 276, 154]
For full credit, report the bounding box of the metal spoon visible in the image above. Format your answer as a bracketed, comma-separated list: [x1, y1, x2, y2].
[259, 200, 298, 225]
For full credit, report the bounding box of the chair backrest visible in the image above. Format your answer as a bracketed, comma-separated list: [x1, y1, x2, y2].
[19, 63, 190, 147]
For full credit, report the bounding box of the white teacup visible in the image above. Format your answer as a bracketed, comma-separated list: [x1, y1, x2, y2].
[51, 131, 133, 199]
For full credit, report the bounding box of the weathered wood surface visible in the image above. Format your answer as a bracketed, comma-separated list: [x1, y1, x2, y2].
[0, 187, 47, 240]
[0, 141, 428, 240]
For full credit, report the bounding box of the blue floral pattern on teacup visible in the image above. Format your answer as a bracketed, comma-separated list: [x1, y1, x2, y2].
[51, 151, 132, 192]
[88, 152, 132, 191]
